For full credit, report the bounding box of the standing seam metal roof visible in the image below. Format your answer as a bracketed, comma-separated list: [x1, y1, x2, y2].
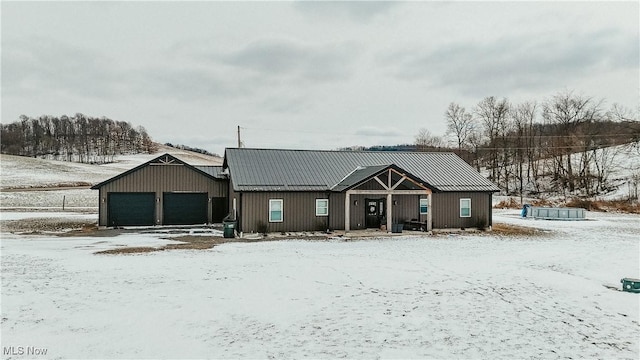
[223, 148, 500, 192]
[194, 166, 226, 179]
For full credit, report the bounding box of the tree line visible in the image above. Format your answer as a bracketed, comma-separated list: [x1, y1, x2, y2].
[1, 114, 156, 163]
[416, 90, 640, 199]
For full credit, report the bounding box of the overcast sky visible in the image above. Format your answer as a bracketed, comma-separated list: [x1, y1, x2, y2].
[2, 1, 638, 155]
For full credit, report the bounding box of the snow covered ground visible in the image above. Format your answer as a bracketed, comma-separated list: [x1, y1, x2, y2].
[0, 189, 97, 209]
[1, 210, 638, 359]
[0, 147, 222, 210]
[0, 147, 222, 191]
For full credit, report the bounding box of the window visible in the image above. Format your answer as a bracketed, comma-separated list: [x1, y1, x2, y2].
[269, 199, 283, 222]
[316, 199, 329, 216]
[460, 198, 471, 217]
[420, 198, 429, 215]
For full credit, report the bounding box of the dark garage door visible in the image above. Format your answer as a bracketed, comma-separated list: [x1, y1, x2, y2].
[163, 192, 208, 225]
[108, 192, 155, 227]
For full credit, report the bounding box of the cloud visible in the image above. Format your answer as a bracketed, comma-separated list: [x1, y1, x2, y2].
[292, 1, 399, 22]
[381, 29, 639, 97]
[131, 66, 246, 101]
[158, 37, 363, 108]
[183, 37, 362, 84]
[2, 37, 122, 98]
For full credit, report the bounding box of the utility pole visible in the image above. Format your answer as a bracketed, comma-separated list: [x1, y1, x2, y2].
[237, 126, 241, 148]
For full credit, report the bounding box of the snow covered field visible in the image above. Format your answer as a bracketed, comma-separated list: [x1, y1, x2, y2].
[1, 210, 638, 359]
[0, 148, 222, 210]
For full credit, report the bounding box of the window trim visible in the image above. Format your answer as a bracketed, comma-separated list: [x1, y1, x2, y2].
[315, 198, 329, 217]
[419, 198, 429, 215]
[460, 198, 471, 218]
[269, 199, 283, 223]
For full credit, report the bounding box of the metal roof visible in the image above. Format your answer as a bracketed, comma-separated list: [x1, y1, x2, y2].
[223, 148, 500, 193]
[194, 166, 226, 179]
[330, 165, 391, 192]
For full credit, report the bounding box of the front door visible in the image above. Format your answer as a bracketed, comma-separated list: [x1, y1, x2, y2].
[365, 198, 385, 228]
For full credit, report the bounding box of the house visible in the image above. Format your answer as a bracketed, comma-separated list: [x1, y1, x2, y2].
[91, 154, 228, 227]
[222, 148, 499, 233]
[92, 148, 500, 232]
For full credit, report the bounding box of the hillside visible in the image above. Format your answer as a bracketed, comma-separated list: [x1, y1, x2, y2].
[0, 146, 222, 209]
[0, 144, 221, 190]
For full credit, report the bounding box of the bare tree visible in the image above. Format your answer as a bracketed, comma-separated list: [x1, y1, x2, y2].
[542, 91, 602, 193]
[475, 96, 510, 186]
[415, 128, 445, 149]
[510, 101, 538, 203]
[445, 102, 475, 149]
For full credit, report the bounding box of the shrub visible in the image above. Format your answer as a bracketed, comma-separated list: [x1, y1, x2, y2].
[475, 217, 488, 231]
[256, 221, 268, 235]
[565, 198, 600, 211]
[494, 197, 520, 209]
[315, 220, 328, 232]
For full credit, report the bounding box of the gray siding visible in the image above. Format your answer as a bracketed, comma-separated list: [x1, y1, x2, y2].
[329, 193, 346, 230]
[238, 192, 431, 232]
[391, 195, 422, 224]
[239, 191, 331, 233]
[431, 192, 492, 229]
[97, 164, 228, 226]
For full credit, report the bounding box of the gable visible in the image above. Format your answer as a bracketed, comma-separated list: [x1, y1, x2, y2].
[91, 153, 223, 189]
[330, 164, 433, 192]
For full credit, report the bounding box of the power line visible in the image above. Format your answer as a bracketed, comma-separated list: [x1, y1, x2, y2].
[241, 126, 401, 137]
[241, 126, 635, 139]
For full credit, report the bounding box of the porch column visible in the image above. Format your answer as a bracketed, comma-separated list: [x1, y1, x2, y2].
[386, 193, 392, 232]
[427, 192, 433, 231]
[345, 191, 351, 232]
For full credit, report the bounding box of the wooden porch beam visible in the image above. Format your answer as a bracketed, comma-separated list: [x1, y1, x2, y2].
[390, 175, 407, 190]
[347, 189, 430, 195]
[373, 176, 389, 190]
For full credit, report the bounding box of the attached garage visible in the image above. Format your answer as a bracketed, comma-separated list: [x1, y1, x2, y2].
[92, 154, 229, 227]
[163, 192, 208, 225]
[108, 192, 155, 226]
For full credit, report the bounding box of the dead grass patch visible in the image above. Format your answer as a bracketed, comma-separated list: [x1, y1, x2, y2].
[96, 246, 158, 255]
[564, 198, 640, 214]
[2, 218, 97, 234]
[530, 198, 556, 207]
[491, 223, 545, 236]
[494, 198, 520, 209]
[95, 235, 227, 255]
[62, 224, 100, 236]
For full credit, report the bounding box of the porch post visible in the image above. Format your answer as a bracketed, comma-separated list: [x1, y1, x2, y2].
[386, 193, 392, 232]
[345, 191, 351, 232]
[427, 191, 433, 231]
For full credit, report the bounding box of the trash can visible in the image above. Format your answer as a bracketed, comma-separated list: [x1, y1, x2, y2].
[223, 220, 236, 238]
[391, 223, 403, 233]
[621, 278, 640, 293]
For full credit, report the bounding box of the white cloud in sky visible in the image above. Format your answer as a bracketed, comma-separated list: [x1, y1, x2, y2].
[1, 1, 638, 155]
